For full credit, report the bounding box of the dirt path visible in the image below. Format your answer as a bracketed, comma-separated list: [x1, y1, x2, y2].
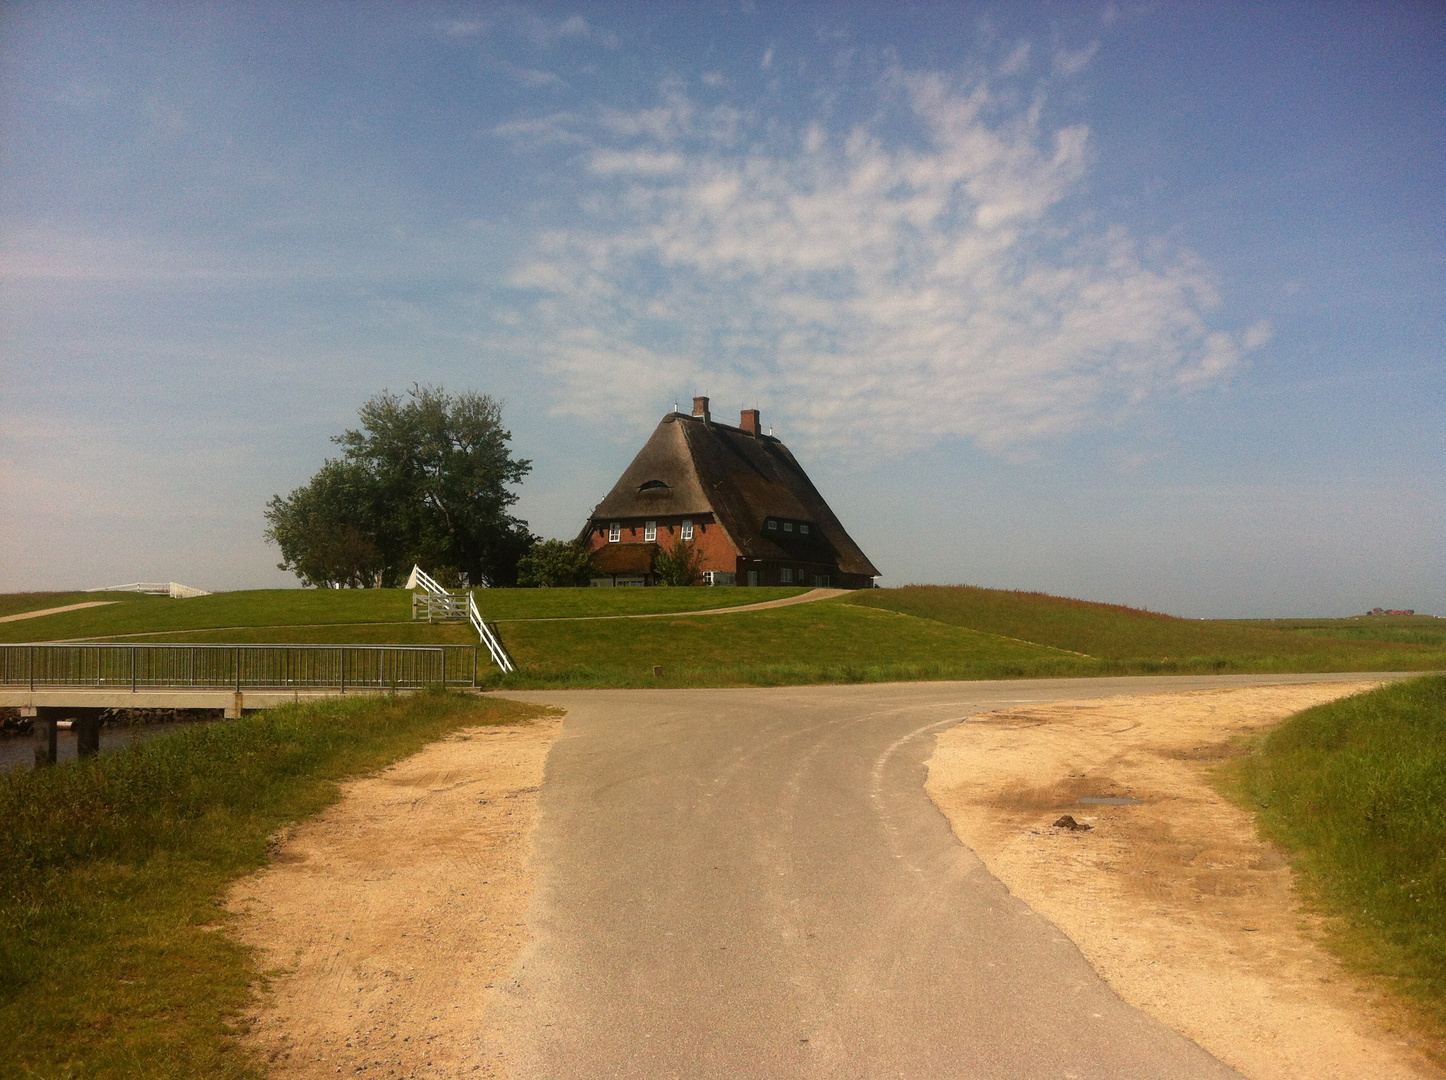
[926, 683, 1444, 1080]
[226, 714, 562, 1080]
[0, 600, 116, 623]
[497, 586, 850, 621]
[56, 590, 850, 642]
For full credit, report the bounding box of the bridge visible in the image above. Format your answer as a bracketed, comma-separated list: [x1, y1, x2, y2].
[1, 643, 481, 765]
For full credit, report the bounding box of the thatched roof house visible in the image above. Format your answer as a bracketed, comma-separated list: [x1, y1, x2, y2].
[580, 398, 878, 588]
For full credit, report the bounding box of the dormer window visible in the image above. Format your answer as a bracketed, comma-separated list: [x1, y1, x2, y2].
[800, 524, 810, 536]
[638, 479, 669, 492]
[766, 519, 778, 531]
[608, 522, 620, 543]
[783, 521, 794, 533]
[681, 519, 693, 541]
[644, 521, 657, 542]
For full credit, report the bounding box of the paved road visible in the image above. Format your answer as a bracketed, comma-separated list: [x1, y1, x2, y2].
[491, 674, 1409, 1079]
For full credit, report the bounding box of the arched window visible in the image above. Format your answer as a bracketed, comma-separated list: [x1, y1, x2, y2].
[638, 479, 669, 492]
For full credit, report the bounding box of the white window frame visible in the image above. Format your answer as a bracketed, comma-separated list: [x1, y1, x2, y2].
[766, 519, 778, 531]
[800, 524, 810, 535]
[608, 522, 620, 543]
[681, 519, 693, 541]
[644, 520, 657, 542]
[780, 568, 793, 583]
[784, 521, 794, 533]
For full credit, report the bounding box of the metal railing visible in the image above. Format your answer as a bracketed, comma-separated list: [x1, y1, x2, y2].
[0, 643, 478, 691]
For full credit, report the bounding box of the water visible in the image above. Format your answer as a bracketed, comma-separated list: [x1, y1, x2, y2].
[0, 716, 217, 772]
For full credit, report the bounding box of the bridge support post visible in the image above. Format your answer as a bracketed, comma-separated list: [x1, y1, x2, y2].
[75, 715, 101, 757]
[32, 717, 57, 767]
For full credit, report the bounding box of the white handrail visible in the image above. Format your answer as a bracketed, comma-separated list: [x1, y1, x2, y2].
[406, 564, 448, 596]
[469, 592, 515, 674]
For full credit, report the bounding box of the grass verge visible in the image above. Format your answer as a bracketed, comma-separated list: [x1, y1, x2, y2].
[1220, 676, 1446, 1049]
[0, 690, 547, 1080]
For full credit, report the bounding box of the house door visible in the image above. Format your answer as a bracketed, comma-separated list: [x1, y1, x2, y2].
[746, 570, 760, 587]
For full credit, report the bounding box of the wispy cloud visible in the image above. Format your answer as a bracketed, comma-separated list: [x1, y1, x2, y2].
[501, 67, 1268, 456]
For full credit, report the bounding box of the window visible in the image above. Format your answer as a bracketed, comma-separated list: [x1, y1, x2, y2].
[780, 568, 793, 583]
[784, 521, 794, 533]
[681, 519, 693, 541]
[638, 479, 669, 492]
[800, 524, 810, 536]
[644, 520, 657, 541]
[766, 519, 778, 531]
[608, 522, 620, 543]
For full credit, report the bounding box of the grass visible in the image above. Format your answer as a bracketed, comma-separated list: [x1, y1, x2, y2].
[849, 585, 1446, 673]
[6, 584, 1441, 688]
[0, 592, 152, 620]
[1231, 615, 1446, 648]
[0, 587, 808, 644]
[1219, 676, 1446, 1046]
[0, 690, 548, 1080]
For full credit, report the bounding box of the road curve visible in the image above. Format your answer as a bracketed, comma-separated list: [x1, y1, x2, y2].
[487, 673, 1412, 1079]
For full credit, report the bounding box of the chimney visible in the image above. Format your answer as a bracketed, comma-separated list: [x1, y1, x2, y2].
[692, 396, 710, 421]
[740, 408, 761, 435]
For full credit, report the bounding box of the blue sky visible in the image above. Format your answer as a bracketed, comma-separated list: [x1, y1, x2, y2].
[2, 1, 1441, 617]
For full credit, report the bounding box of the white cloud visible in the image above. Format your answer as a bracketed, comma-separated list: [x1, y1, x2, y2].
[1053, 43, 1100, 76]
[498, 61, 568, 90]
[503, 70, 1266, 456]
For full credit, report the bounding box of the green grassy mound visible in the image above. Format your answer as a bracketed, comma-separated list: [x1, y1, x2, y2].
[0, 691, 546, 1079]
[849, 585, 1446, 673]
[1224, 676, 1446, 1040]
[0, 587, 809, 644]
[7, 584, 1440, 687]
[490, 599, 1087, 687]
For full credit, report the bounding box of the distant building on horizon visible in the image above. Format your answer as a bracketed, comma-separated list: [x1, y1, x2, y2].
[579, 397, 878, 588]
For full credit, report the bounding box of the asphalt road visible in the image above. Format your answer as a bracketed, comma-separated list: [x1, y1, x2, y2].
[490, 673, 1408, 1080]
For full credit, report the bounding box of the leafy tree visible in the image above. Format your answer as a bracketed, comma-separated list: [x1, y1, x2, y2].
[654, 537, 703, 586]
[516, 539, 597, 588]
[266, 386, 535, 587]
[262, 460, 385, 588]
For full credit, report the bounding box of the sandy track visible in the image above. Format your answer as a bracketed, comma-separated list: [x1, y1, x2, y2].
[926, 683, 1444, 1080]
[226, 715, 562, 1080]
[497, 585, 851, 622]
[0, 600, 116, 623]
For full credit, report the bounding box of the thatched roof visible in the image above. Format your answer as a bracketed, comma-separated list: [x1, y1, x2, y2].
[584, 410, 878, 578]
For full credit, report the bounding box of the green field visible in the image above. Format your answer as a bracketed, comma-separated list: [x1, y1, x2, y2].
[0, 586, 808, 644]
[3, 585, 1442, 687]
[0, 691, 547, 1079]
[1232, 614, 1446, 647]
[848, 586, 1446, 674]
[1221, 676, 1446, 1047]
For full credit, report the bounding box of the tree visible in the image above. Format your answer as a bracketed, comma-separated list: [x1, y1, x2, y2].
[516, 539, 597, 587]
[653, 537, 703, 586]
[265, 386, 535, 587]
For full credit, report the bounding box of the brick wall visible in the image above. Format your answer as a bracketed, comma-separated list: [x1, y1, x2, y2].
[585, 514, 738, 575]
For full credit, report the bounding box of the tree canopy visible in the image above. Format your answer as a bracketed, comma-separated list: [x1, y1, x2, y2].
[265, 387, 534, 587]
[516, 539, 597, 588]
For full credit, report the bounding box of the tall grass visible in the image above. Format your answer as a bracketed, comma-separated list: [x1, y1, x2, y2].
[1227, 676, 1446, 1035]
[0, 691, 546, 1079]
[850, 585, 1446, 670]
